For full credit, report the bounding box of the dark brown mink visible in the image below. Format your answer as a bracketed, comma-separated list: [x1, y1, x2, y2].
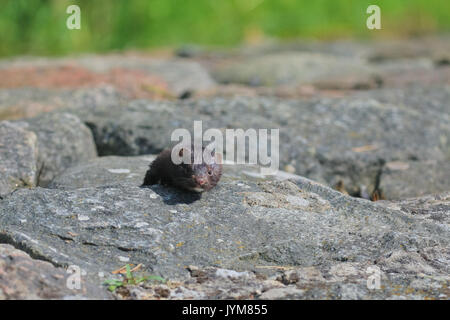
[142, 145, 222, 192]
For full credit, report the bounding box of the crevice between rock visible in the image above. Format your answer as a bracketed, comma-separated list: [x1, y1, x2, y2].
[0, 233, 63, 268]
[370, 161, 386, 201]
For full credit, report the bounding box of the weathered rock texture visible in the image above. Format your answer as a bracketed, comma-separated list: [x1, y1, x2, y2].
[0, 37, 449, 300]
[0, 168, 448, 299]
[65, 93, 449, 198]
[0, 244, 111, 299]
[0, 86, 126, 120]
[0, 55, 216, 99]
[48, 155, 300, 190]
[23, 112, 97, 186]
[0, 112, 97, 196]
[0, 121, 38, 197]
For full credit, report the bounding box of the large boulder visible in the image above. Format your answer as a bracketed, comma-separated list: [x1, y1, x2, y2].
[49, 155, 155, 190]
[207, 38, 448, 90]
[0, 55, 216, 99]
[0, 112, 97, 196]
[74, 55, 217, 97]
[66, 95, 449, 198]
[48, 155, 300, 190]
[0, 86, 127, 121]
[22, 112, 97, 186]
[113, 260, 450, 300]
[378, 192, 450, 225]
[0, 121, 38, 197]
[0, 244, 111, 299]
[355, 85, 450, 119]
[378, 160, 450, 200]
[0, 168, 448, 299]
[211, 52, 374, 87]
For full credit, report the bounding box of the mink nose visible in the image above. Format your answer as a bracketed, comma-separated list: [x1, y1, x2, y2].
[196, 177, 207, 186]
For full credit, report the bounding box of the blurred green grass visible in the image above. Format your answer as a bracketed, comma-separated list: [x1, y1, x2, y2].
[0, 0, 449, 57]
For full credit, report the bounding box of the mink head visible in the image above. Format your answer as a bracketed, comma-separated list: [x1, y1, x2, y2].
[173, 145, 222, 192]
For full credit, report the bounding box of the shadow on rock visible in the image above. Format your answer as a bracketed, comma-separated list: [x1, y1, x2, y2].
[140, 184, 202, 205]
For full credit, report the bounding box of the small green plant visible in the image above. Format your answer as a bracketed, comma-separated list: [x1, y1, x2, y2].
[104, 264, 166, 292]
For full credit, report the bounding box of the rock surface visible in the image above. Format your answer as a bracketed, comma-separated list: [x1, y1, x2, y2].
[378, 192, 450, 225]
[114, 262, 450, 300]
[378, 160, 450, 200]
[0, 244, 111, 299]
[66, 94, 449, 198]
[0, 86, 127, 121]
[0, 54, 216, 99]
[212, 52, 374, 87]
[0, 121, 38, 197]
[0, 170, 448, 299]
[23, 112, 98, 186]
[0, 88, 64, 120]
[49, 155, 301, 190]
[0, 112, 97, 196]
[0, 37, 449, 300]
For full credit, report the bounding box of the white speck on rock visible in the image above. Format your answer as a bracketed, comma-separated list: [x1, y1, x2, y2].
[286, 195, 309, 207]
[169, 209, 178, 213]
[259, 286, 304, 299]
[77, 214, 90, 221]
[135, 222, 149, 228]
[215, 268, 252, 279]
[150, 193, 158, 199]
[118, 256, 130, 262]
[90, 205, 105, 211]
[108, 168, 131, 174]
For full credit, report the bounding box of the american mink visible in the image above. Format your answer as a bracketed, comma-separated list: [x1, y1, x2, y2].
[142, 144, 222, 192]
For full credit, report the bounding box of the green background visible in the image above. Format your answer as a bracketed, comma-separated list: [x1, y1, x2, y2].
[1, 0, 449, 57]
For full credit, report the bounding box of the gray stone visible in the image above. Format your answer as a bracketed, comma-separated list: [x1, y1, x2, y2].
[0, 175, 448, 300]
[0, 121, 38, 197]
[211, 52, 373, 87]
[1, 39, 449, 300]
[20, 112, 98, 186]
[0, 112, 97, 196]
[48, 155, 302, 190]
[113, 260, 449, 300]
[66, 95, 449, 198]
[355, 85, 450, 120]
[0, 55, 216, 98]
[377, 192, 450, 225]
[0, 86, 125, 121]
[0, 244, 111, 299]
[74, 55, 217, 97]
[49, 155, 155, 190]
[378, 160, 450, 200]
